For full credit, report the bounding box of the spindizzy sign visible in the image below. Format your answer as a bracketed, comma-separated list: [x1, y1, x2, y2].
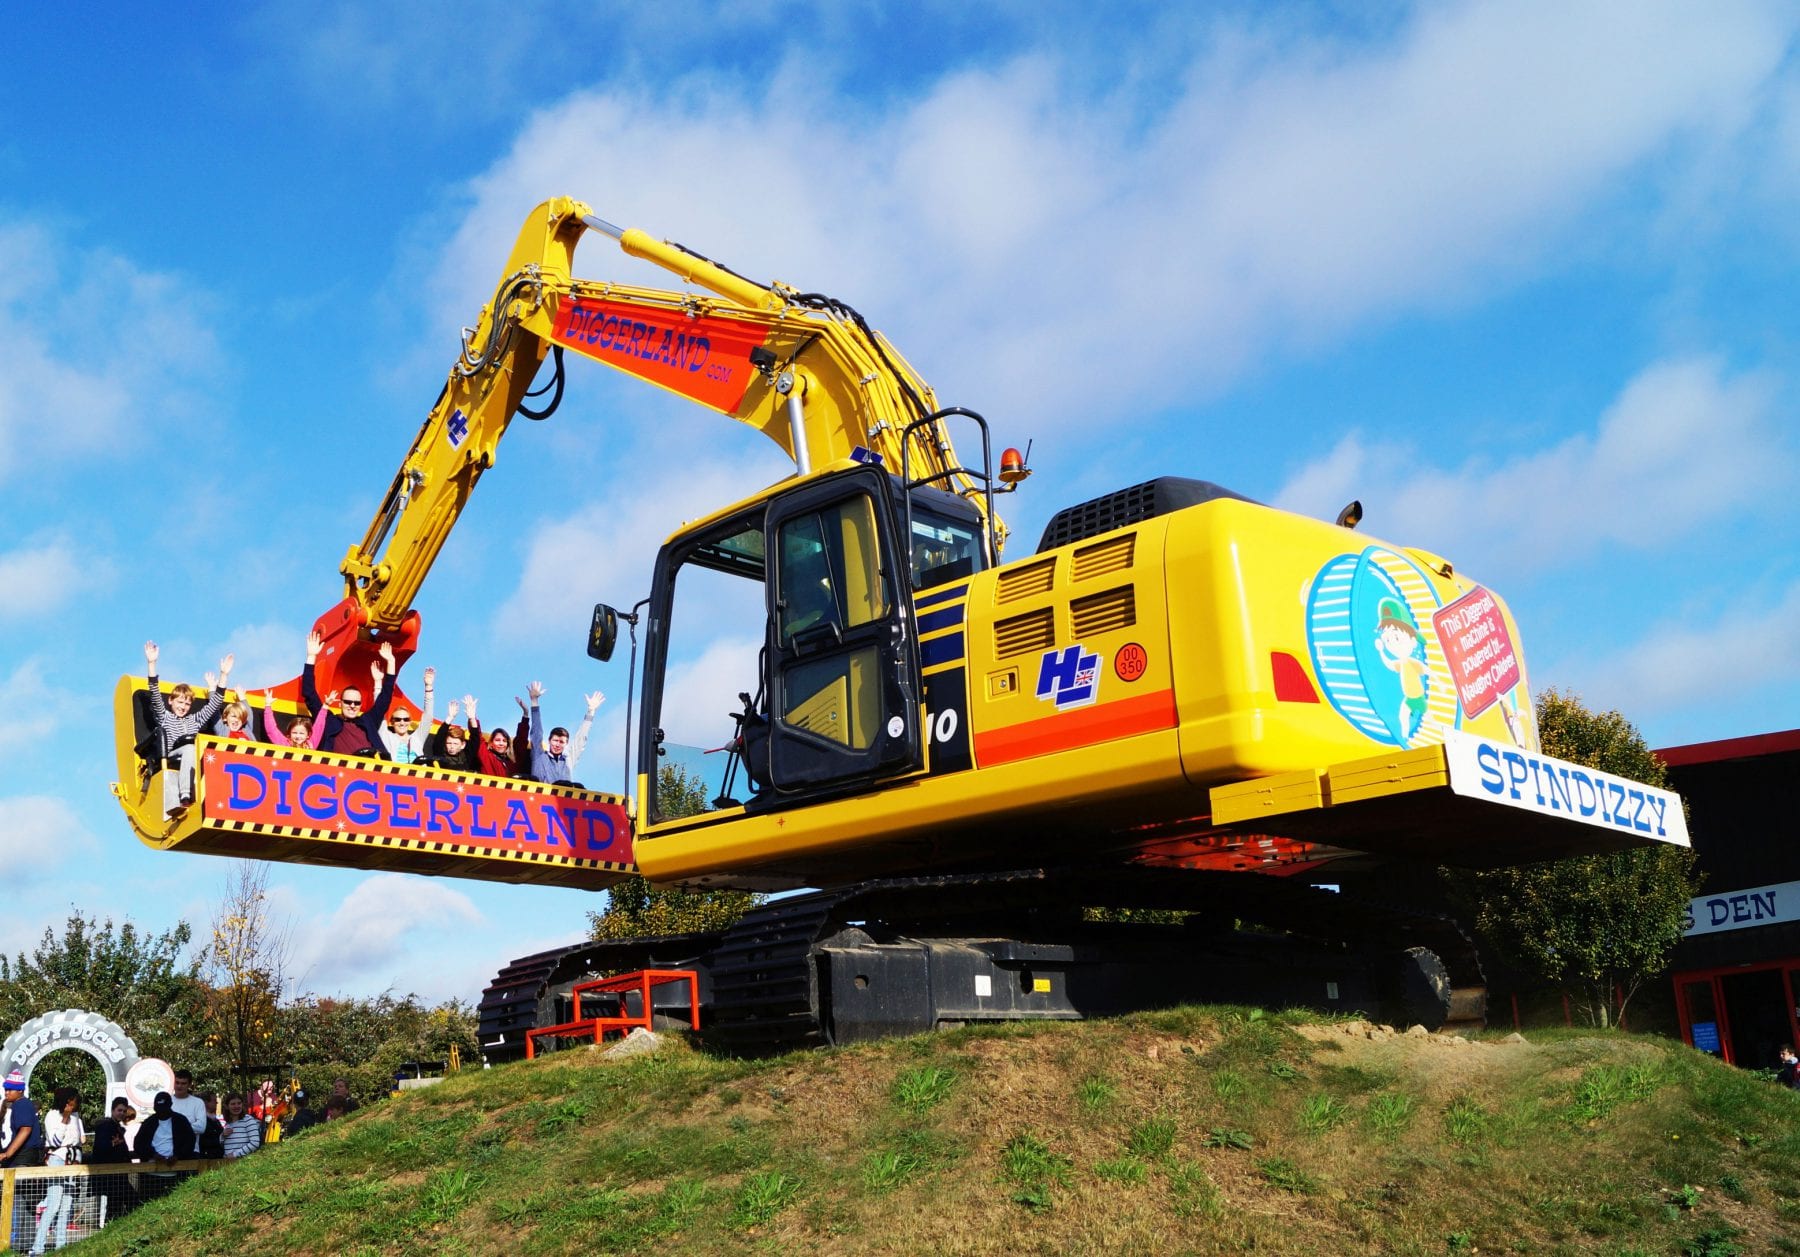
[1443, 730, 1690, 847]
[200, 746, 631, 862]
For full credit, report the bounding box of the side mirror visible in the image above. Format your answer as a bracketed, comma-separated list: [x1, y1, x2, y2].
[587, 604, 620, 662]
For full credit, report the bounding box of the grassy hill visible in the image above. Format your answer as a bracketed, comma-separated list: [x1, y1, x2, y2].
[79, 1008, 1800, 1255]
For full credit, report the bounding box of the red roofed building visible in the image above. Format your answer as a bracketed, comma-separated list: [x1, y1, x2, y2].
[1657, 728, 1800, 1068]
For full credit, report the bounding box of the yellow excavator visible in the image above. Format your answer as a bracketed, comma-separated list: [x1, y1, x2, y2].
[112, 197, 1688, 1055]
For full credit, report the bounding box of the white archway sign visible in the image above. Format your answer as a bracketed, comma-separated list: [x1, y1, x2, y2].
[1, 1009, 142, 1108]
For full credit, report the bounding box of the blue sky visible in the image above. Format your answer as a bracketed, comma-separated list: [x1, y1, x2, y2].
[3, 2, 1797, 1009]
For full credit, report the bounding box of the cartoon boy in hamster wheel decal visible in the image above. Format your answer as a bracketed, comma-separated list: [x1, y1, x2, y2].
[1373, 597, 1429, 747]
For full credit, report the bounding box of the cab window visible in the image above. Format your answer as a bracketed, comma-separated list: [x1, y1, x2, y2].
[909, 505, 982, 591]
[776, 495, 887, 647]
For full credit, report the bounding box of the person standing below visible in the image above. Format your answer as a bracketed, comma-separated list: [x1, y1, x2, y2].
[34, 1088, 83, 1256]
[90, 1097, 134, 1164]
[329, 1077, 359, 1116]
[132, 1092, 195, 1165]
[0, 1071, 43, 1167]
[220, 1093, 262, 1158]
[168, 1070, 208, 1138]
[144, 642, 233, 816]
[524, 682, 604, 786]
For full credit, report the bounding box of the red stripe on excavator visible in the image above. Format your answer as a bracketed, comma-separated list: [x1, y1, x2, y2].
[551, 297, 764, 414]
[974, 689, 1177, 768]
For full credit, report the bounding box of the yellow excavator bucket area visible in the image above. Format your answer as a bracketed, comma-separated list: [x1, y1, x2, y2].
[111, 676, 637, 889]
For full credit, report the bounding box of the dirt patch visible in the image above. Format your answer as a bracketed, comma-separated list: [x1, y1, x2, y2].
[1293, 1019, 1541, 1099]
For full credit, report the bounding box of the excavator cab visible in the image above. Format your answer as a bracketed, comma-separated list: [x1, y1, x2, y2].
[634, 465, 931, 828]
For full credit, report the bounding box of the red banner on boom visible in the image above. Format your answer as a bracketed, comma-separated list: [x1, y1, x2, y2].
[552, 297, 764, 414]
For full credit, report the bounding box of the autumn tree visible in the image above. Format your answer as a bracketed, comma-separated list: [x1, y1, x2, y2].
[1445, 689, 1700, 1028]
[205, 861, 292, 1093]
[588, 764, 763, 940]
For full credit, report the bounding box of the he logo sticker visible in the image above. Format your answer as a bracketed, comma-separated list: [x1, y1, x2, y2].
[1037, 644, 1100, 710]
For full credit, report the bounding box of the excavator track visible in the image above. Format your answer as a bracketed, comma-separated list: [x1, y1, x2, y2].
[700, 866, 1487, 1053]
[477, 931, 722, 1062]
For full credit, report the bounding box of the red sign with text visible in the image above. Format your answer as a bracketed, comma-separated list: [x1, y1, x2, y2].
[552, 297, 766, 415]
[199, 745, 632, 865]
[1430, 585, 1520, 719]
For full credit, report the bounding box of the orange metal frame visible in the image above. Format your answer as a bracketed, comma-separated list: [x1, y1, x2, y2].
[524, 969, 701, 1059]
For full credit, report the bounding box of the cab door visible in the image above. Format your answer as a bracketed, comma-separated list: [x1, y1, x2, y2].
[764, 469, 921, 792]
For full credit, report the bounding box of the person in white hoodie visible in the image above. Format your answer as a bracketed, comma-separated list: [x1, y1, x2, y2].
[380, 667, 437, 764]
[35, 1087, 84, 1256]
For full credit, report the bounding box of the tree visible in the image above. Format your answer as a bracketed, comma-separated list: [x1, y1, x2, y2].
[204, 861, 292, 1093]
[587, 765, 763, 940]
[0, 914, 209, 1102]
[278, 992, 478, 1102]
[1445, 689, 1700, 1028]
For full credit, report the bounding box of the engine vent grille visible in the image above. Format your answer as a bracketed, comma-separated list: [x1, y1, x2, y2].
[1072, 533, 1136, 581]
[995, 608, 1056, 658]
[1070, 586, 1136, 638]
[996, 558, 1056, 604]
[1037, 477, 1255, 551]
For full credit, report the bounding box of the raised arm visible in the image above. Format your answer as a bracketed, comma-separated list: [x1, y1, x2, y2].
[193, 653, 232, 725]
[144, 641, 167, 715]
[568, 690, 604, 768]
[260, 689, 292, 747]
[370, 642, 398, 723]
[301, 630, 325, 716]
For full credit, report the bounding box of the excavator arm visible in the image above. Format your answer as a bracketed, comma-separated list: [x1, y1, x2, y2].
[312, 197, 1002, 697]
[113, 196, 1008, 885]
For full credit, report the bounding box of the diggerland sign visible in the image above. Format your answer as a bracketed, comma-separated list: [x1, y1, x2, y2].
[200, 745, 631, 859]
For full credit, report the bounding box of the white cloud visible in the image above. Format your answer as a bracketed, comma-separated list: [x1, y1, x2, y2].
[216, 621, 309, 695]
[657, 635, 765, 754]
[1272, 356, 1789, 580]
[295, 873, 484, 989]
[0, 220, 219, 485]
[0, 534, 115, 622]
[1565, 580, 1800, 728]
[0, 661, 84, 755]
[493, 453, 782, 644]
[418, 2, 1795, 435]
[0, 796, 98, 880]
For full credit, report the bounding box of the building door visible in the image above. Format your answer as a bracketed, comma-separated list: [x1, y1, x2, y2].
[1675, 963, 1800, 1067]
[1676, 976, 1727, 1059]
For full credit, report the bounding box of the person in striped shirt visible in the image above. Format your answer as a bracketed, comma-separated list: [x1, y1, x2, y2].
[220, 1092, 262, 1158]
[145, 641, 233, 817]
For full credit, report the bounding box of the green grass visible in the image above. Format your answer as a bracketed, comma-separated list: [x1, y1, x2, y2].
[66, 1007, 1800, 1256]
[1366, 1091, 1417, 1135]
[1126, 1116, 1177, 1160]
[1000, 1131, 1073, 1212]
[891, 1063, 956, 1114]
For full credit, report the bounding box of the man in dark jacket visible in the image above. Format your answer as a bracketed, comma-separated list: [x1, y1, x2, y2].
[90, 1097, 135, 1164]
[132, 1092, 196, 1164]
[301, 633, 397, 757]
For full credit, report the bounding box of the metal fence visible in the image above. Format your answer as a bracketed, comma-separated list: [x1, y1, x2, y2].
[0, 1162, 217, 1252]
